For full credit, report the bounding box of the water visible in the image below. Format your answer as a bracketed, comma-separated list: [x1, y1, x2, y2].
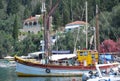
[0, 60, 82, 81]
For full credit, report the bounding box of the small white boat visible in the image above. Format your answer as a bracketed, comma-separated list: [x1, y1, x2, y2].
[4, 56, 14, 61]
[82, 63, 120, 81]
[9, 61, 16, 67]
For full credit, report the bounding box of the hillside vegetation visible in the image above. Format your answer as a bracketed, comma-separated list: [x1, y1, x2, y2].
[0, 0, 120, 58]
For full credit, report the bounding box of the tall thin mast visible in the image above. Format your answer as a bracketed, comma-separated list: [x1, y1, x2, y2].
[96, 5, 100, 52]
[85, 1, 88, 49]
[41, 0, 46, 53]
[41, 0, 48, 64]
[42, 0, 61, 64]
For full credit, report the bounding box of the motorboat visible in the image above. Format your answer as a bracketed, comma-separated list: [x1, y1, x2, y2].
[82, 62, 120, 81]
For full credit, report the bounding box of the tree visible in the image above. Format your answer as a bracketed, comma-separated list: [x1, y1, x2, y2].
[0, 0, 4, 9]
[23, 7, 31, 19]
[53, 9, 62, 30]
[100, 39, 117, 53]
[52, 28, 86, 53]
[21, 34, 42, 55]
[116, 38, 120, 52]
[111, 5, 120, 38]
[0, 31, 13, 58]
[32, 2, 41, 16]
[0, 15, 14, 34]
[12, 15, 19, 41]
[7, 0, 19, 15]
[21, 0, 31, 5]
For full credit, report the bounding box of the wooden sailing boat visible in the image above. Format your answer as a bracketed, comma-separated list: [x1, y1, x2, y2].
[14, 1, 113, 77]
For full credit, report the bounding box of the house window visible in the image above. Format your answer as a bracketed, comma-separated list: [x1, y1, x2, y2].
[38, 31, 40, 34]
[33, 21, 37, 26]
[28, 31, 30, 34]
[29, 22, 32, 26]
[25, 22, 28, 26]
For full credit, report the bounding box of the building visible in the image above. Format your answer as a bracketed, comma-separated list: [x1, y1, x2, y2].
[19, 15, 42, 40]
[20, 15, 41, 34]
[65, 21, 88, 32]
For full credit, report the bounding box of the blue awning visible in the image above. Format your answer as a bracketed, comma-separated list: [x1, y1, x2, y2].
[52, 50, 70, 54]
[99, 54, 113, 61]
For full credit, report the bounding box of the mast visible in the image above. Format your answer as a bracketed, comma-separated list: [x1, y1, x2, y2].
[96, 5, 100, 52]
[42, 0, 61, 64]
[85, 1, 88, 49]
[41, 0, 46, 52]
[41, 0, 48, 63]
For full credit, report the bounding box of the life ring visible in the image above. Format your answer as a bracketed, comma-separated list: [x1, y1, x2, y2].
[46, 68, 50, 73]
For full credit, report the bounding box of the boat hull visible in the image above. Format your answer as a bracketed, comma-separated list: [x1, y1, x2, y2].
[16, 62, 93, 77]
[15, 56, 96, 77]
[15, 56, 118, 77]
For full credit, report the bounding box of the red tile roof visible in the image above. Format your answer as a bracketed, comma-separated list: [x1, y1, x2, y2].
[24, 16, 36, 22]
[66, 21, 88, 25]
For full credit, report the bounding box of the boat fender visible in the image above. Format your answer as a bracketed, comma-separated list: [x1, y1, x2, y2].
[46, 68, 50, 73]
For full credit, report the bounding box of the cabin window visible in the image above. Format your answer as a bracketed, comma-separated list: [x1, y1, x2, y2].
[39, 54, 42, 59]
[92, 54, 95, 58]
[80, 52, 88, 56]
[84, 52, 88, 56]
[80, 52, 83, 56]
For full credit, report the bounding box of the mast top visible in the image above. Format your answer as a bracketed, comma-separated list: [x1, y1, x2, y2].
[41, 0, 46, 13]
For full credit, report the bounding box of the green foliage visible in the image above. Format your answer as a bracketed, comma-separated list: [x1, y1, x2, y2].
[0, 0, 4, 9]
[13, 33, 43, 56]
[0, 0, 119, 57]
[13, 15, 19, 41]
[53, 10, 62, 30]
[0, 31, 13, 58]
[0, 15, 14, 34]
[23, 7, 31, 19]
[21, 0, 32, 5]
[32, 2, 41, 15]
[53, 29, 86, 52]
[39, 16, 43, 26]
[7, 0, 20, 15]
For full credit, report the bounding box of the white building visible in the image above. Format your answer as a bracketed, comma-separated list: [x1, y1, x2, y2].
[65, 21, 88, 32]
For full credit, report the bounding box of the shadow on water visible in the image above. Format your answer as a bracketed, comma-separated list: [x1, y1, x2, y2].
[16, 77, 82, 81]
[0, 67, 82, 81]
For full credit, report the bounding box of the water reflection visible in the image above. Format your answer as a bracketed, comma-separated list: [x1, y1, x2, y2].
[16, 77, 82, 81]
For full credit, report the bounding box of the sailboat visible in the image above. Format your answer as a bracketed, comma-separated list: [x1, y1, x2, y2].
[14, 1, 115, 77]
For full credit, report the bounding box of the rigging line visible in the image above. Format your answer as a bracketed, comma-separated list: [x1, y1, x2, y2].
[62, 0, 85, 21]
[80, 4, 85, 21]
[73, 26, 80, 54]
[73, 2, 86, 51]
[112, 28, 119, 39]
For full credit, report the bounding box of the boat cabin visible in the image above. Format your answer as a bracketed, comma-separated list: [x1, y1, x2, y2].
[77, 50, 98, 66]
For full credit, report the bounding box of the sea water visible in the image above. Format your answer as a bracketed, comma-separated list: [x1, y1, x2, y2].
[0, 60, 82, 81]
